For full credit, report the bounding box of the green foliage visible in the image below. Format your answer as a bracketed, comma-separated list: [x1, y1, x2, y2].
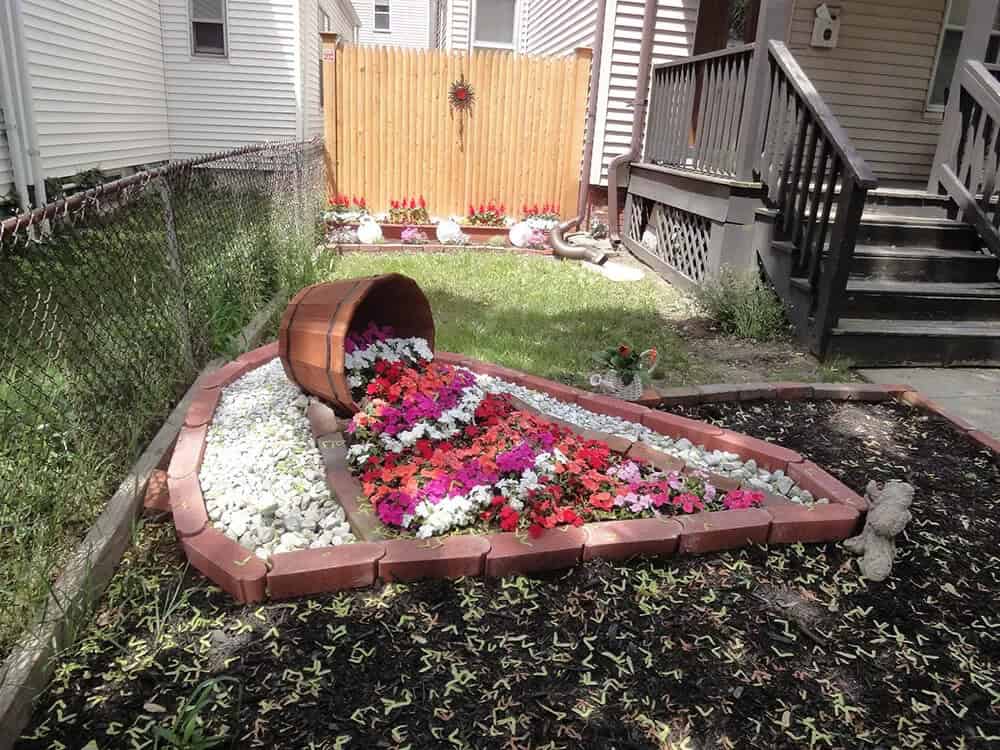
[593, 344, 643, 385]
[0, 148, 329, 658]
[486, 234, 508, 248]
[153, 677, 243, 750]
[691, 266, 788, 342]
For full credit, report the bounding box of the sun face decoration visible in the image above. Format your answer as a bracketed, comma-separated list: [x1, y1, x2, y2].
[448, 75, 475, 111]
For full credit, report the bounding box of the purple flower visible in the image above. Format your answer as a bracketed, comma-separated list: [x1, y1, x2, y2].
[496, 442, 536, 474]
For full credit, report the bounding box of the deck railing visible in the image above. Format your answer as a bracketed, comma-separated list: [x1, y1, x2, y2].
[756, 41, 877, 353]
[644, 44, 755, 177]
[931, 60, 1000, 256]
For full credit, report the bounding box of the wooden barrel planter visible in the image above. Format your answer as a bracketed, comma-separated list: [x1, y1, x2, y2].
[278, 274, 435, 414]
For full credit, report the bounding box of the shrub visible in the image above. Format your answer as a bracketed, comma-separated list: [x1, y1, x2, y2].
[692, 267, 787, 341]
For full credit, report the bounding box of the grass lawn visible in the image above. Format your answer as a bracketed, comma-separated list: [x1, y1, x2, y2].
[15, 400, 999, 749]
[317, 251, 852, 387]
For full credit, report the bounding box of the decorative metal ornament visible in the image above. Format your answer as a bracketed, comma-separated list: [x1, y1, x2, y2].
[448, 74, 475, 151]
[448, 75, 475, 111]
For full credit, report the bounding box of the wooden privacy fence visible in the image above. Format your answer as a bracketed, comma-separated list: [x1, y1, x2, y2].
[322, 37, 591, 218]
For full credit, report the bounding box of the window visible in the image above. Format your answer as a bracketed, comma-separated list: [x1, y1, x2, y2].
[928, 0, 1000, 108]
[473, 0, 517, 51]
[191, 0, 227, 56]
[374, 2, 390, 31]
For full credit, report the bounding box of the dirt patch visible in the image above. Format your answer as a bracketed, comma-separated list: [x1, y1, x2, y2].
[16, 400, 1000, 749]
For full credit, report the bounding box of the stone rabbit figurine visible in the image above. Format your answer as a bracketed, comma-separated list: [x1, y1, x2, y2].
[843, 480, 914, 581]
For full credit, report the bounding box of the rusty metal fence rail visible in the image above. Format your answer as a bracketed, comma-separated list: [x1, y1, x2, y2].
[0, 139, 325, 656]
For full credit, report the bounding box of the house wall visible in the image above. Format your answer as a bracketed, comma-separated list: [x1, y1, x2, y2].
[18, 0, 172, 178]
[521, 0, 598, 56]
[430, 0, 471, 49]
[591, 0, 700, 185]
[160, 0, 300, 157]
[354, 0, 431, 47]
[303, 0, 359, 138]
[787, 0, 946, 186]
[0, 107, 13, 198]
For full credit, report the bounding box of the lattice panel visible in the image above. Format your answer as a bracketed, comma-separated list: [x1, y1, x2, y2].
[627, 195, 711, 283]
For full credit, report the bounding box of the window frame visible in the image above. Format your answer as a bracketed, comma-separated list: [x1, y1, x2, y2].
[470, 0, 520, 52]
[927, 0, 1000, 111]
[373, 1, 390, 32]
[190, 0, 229, 57]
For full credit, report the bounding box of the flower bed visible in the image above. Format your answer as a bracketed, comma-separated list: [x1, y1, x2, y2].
[326, 222, 536, 245]
[343, 326, 766, 539]
[167, 342, 877, 603]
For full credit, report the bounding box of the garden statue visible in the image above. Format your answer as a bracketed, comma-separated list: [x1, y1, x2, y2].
[357, 216, 383, 245]
[436, 218, 464, 244]
[843, 480, 914, 581]
[509, 221, 533, 248]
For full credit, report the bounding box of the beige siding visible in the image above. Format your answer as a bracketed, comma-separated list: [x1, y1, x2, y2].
[161, 0, 300, 157]
[592, 0, 699, 185]
[787, 0, 946, 186]
[354, 0, 431, 47]
[20, 0, 171, 177]
[522, 0, 598, 57]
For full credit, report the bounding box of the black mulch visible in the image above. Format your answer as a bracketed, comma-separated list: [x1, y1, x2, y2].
[15, 400, 1000, 749]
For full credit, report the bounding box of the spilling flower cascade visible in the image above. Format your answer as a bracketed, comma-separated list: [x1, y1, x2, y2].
[343, 325, 762, 538]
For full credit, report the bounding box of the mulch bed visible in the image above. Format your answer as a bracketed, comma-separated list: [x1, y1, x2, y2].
[16, 400, 1000, 749]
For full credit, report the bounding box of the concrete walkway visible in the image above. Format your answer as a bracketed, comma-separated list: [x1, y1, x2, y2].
[860, 368, 1000, 438]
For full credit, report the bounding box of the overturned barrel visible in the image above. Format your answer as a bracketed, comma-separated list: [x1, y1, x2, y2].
[278, 274, 436, 414]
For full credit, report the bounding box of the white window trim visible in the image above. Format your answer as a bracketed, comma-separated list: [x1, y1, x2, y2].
[190, 0, 229, 57]
[926, 0, 1000, 112]
[374, 1, 390, 32]
[469, 0, 521, 53]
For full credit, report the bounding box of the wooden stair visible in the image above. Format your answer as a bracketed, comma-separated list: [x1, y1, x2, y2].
[779, 200, 1000, 366]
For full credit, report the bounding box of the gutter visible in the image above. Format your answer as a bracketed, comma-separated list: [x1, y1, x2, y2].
[9, 0, 46, 205]
[574, 0, 609, 224]
[607, 0, 657, 245]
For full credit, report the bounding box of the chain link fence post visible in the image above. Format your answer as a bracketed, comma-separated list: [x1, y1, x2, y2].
[153, 174, 196, 373]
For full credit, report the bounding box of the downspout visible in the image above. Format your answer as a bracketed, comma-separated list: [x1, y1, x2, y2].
[607, 0, 657, 245]
[10, 0, 45, 205]
[0, 17, 29, 211]
[575, 0, 609, 223]
[550, 0, 610, 265]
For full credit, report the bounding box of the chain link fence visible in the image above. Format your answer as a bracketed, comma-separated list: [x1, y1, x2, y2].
[0, 139, 326, 655]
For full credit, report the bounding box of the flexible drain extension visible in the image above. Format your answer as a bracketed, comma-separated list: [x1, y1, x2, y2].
[550, 217, 610, 265]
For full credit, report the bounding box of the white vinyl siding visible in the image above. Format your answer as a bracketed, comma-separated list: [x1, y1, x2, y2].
[0, 107, 13, 198]
[19, 0, 171, 178]
[592, 0, 699, 185]
[521, 0, 598, 57]
[788, 0, 947, 186]
[438, 0, 472, 49]
[161, 0, 300, 156]
[355, 0, 431, 47]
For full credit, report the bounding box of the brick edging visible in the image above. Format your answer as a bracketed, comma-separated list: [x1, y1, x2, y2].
[326, 243, 555, 257]
[165, 342, 884, 602]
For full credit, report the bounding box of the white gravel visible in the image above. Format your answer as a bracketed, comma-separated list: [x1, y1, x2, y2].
[199, 359, 356, 559]
[479, 374, 823, 505]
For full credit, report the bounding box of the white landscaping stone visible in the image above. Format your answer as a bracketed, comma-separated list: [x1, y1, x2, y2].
[199, 359, 356, 558]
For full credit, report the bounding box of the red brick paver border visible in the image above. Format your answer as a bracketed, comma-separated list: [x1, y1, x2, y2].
[176, 343, 946, 603]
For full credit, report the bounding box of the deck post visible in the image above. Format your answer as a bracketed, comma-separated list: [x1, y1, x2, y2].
[735, 0, 794, 182]
[928, 0, 1000, 192]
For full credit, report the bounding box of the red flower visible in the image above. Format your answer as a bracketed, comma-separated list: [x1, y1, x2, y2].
[419, 195, 426, 208]
[499, 203, 505, 214]
[589, 492, 613, 511]
[456, 87, 468, 100]
[410, 197, 417, 209]
[499, 505, 520, 531]
[391, 199, 399, 209]
[478, 203, 485, 213]
[468, 204, 475, 216]
[528, 523, 545, 538]
[618, 344, 631, 357]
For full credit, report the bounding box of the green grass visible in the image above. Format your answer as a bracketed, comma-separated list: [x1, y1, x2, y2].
[324, 252, 691, 386]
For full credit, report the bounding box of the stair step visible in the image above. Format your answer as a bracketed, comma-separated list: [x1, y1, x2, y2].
[790, 277, 1000, 320]
[856, 218, 979, 250]
[828, 318, 1000, 366]
[848, 245, 999, 282]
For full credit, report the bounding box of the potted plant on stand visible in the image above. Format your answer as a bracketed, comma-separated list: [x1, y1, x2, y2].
[590, 344, 658, 401]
